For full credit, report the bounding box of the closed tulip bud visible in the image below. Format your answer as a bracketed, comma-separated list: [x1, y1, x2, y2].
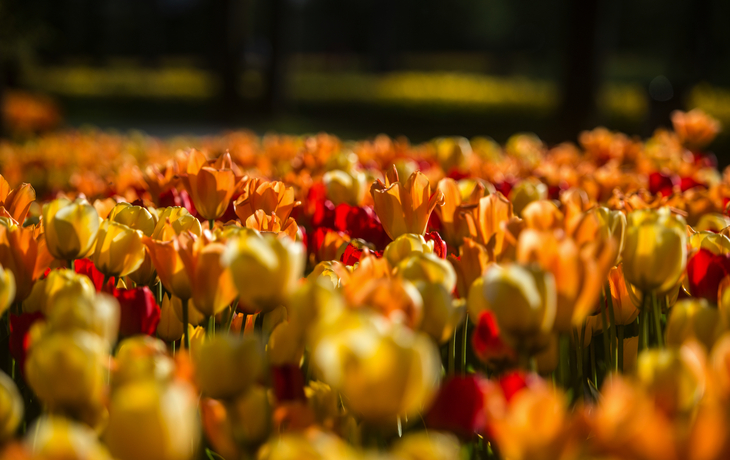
[46, 291, 120, 350]
[383, 233, 434, 267]
[109, 202, 156, 236]
[414, 281, 464, 343]
[23, 268, 96, 315]
[0, 265, 14, 317]
[0, 224, 51, 302]
[521, 200, 564, 231]
[25, 416, 114, 460]
[288, 278, 346, 344]
[193, 335, 265, 400]
[666, 299, 724, 351]
[112, 336, 175, 389]
[469, 264, 556, 353]
[449, 238, 493, 298]
[43, 198, 100, 261]
[397, 252, 457, 293]
[391, 431, 461, 460]
[0, 176, 35, 225]
[268, 321, 305, 366]
[105, 381, 200, 460]
[306, 261, 350, 289]
[157, 294, 184, 342]
[143, 234, 192, 301]
[92, 220, 145, 278]
[257, 430, 359, 460]
[312, 320, 440, 423]
[637, 346, 706, 416]
[228, 385, 271, 446]
[605, 264, 640, 325]
[623, 208, 687, 294]
[223, 233, 305, 312]
[25, 331, 108, 412]
[595, 207, 627, 265]
[182, 149, 236, 221]
[508, 179, 547, 217]
[370, 166, 445, 239]
[0, 371, 22, 443]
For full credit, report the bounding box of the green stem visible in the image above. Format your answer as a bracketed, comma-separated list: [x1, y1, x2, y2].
[156, 282, 163, 306]
[102, 275, 111, 292]
[606, 284, 617, 371]
[652, 292, 664, 348]
[461, 316, 469, 375]
[182, 298, 190, 349]
[209, 219, 214, 230]
[617, 325, 624, 372]
[573, 328, 583, 400]
[600, 290, 611, 370]
[68, 259, 74, 270]
[447, 330, 456, 375]
[638, 299, 649, 351]
[171, 341, 176, 357]
[240, 313, 248, 336]
[557, 333, 570, 389]
[590, 339, 597, 387]
[207, 316, 215, 337]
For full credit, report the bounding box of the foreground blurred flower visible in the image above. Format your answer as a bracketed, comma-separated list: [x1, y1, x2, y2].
[92, 219, 145, 279]
[666, 299, 723, 351]
[114, 287, 161, 337]
[0, 265, 15, 317]
[686, 248, 730, 304]
[622, 208, 687, 295]
[182, 149, 237, 221]
[424, 375, 489, 439]
[0, 175, 35, 224]
[104, 381, 200, 460]
[222, 232, 305, 313]
[25, 415, 113, 460]
[472, 310, 516, 367]
[111, 336, 175, 389]
[0, 371, 22, 443]
[370, 166, 445, 239]
[43, 198, 100, 262]
[0, 224, 52, 302]
[636, 346, 706, 416]
[671, 108, 721, 149]
[192, 335, 265, 400]
[23, 268, 96, 315]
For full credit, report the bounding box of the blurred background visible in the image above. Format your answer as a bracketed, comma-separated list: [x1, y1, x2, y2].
[1, 0, 730, 160]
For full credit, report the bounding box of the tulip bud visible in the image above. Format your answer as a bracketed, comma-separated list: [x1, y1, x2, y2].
[414, 281, 463, 343]
[25, 331, 108, 413]
[193, 335, 265, 400]
[509, 180, 547, 217]
[46, 291, 120, 350]
[25, 415, 114, 460]
[157, 294, 184, 342]
[112, 336, 175, 389]
[43, 198, 100, 261]
[109, 202, 156, 237]
[323, 169, 367, 206]
[223, 233, 305, 312]
[105, 381, 200, 460]
[151, 207, 202, 241]
[397, 252, 457, 293]
[623, 208, 687, 294]
[228, 385, 271, 446]
[666, 299, 724, 351]
[234, 179, 300, 223]
[23, 268, 96, 315]
[636, 346, 706, 416]
[0, 265, 15, 318]
[392, 430, 461, 459]
[384, 233, 434, 266]
[0, 371, 22, 443]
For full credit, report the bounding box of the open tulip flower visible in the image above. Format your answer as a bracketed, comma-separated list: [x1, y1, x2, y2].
[7, 108, 730, 458]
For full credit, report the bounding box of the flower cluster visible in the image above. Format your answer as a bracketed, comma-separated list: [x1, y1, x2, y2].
[0, 108, 728, 459]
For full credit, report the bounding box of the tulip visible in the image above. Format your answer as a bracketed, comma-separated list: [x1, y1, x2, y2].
[43, 198, 100, 262]
[0, 224, 53, 302]
[46, 291, 120, 349]
[182, 149, 237, 222]
[192, 335, 264, 399]
[112, 336, 175, 389]
[594, 207, 627, 265]
[622, 208, 687, 295]
[0, 371, 22, 443]
[228, 385, 272, 446]
[234, 179, 300, 223]
[434, 177, 487, 248]
[671, 108, 721, 149]
[521, 200, 563, 231]
[666, 299, 724, 351]
[508, 179, 548, 217]
[257, 430, 359, 460]
[396, 252, 457, 294]
[449, 238, 493, 298]
[391, 431, 462, 460]
[604, 264, 640, 325]
[424, 375, 489, 439]
[0, 265, 14, 317]
[468, 264, 556, 354]
[414, 281, 464, 343]
[92, 219, 145, 279]
[383, 233, 434, 266]
[222, 232, 305, 313]
[346, 277, 424, 329]
[323, 169, 367, 206]
[143, 233, 192, 301]
[460, 192, 513, 255]
[157, 294, 184, 342]
[370, 166, 445, 239]
[636, 346, 706, 416]
[688, 230, 730, 255]
[25, 330, 108, 413]
[108, 202, 155, 236]
[151, 207, 202, 241]
[472, 310, 516, 368]
[23, 268, 96, 315]
[25, 415, 114, 460]
[105, 381, 200, 460]
[0, 175, 35, 225]
[114, 287, 161, 337]
[245, 209, 299, 241]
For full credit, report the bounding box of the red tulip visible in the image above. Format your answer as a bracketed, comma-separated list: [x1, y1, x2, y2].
[9, 311, 44, 378]
[687, 248, 730, 304]
[648, 171, 677, 197]
[114, 287, 161, 336]
[472, 311, 516, 365]
[425, 375, 488, 439]
[271, 364, 306, 402]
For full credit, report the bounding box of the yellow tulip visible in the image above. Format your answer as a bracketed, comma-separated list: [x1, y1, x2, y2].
[25, 331, 108, 412]
[105, 381, 200, 460]
[288, 278, 346, 344]
[306, 261, 350, 289]
[666, 299, 724, 351]
[383, 233, 434, 266]
[151, 207, 202, 241]
[25, 415, 114, 460]
[157, 295, 184, 342]
[595, 206, 627, 265]
[170, 294, 205, 326]
[46, 291, 120, 350]
[109, 202, 156, 236]
[0, 371, 22, 443]
[468, 263, 556, 353]
[0, 265, 14, 317]
[43, 198, 100, 261]
[688, 230, 730, 254]
[413, 280, 464, 343]
[695, 213, 730, 233]
[23, 268, 96, 315]
[636, 346, 706, 416]
[460, 192, 514, 255]
[622, 208, 687, 294]
[508, 179, 547, 217]
[521, 200, 564, 231]
[228, 385, 271, 446]
[112, 336, 175, 389]
[370, 166, 444, 239]
[183, 149, 237, 221]
[323, 169, 367, 206]
[396, 252, 457, 293]
[92, 220, 145, 278]
[222, 233, 305, 312]
[257, 429, 360, 460]
[390, 431, 461, 460]
[192, 335, 264, 399]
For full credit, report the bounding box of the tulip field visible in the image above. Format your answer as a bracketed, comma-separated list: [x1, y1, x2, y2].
[0, 108, 728, 459]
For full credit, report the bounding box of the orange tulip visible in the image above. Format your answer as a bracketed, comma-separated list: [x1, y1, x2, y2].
[671, 108, 721, 149]
[244, 210, 299, 241]
[434, 177, 487, 247]
[449, 237, 493, 298]
[0, 224, 53, 302]
[183, 149, 237, 221]
[234, 179, 300, 223]
[143, 233, 193, 301]
[0, 175, 35, 225]
[461, 192, 514, 256]
[370, 166, 444, 239]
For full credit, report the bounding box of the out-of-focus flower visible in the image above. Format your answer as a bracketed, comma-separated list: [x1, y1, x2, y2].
[108, 202, 156, 236]
[424, 375, 489, 439]
[45, 291, 120, 349]
[257, 429, 359, 460]
[671, 108, 721, 149]
[460, 192, 513, 255]
[0, 371, 23, 443]
[104, 381, 200, 460]
[0, 224, 52, 302]
[623, 208, 687, 294]
[472, 310, 516, 367]
[192, 335, 264, 400]
[228, 385, 272, 446]
[92, 219, 145, 278]
[143, 233, 193, 301]
[467, 264, 556, 353]
[434, 177, 488, 248]
[0, 265, 15, 317]
[157, 294, 184, 342]
[222, 232, 305, 313]
[370, 166, 445, 239]
[383, 233, 434, 266]
[666, 299, 724, 351]
[391, 430, 462, 460]
[114, 287, 161, 337]
[396, 252, 457, 293]
[594, 207, 627, 265]
[112, 336, 174, 389]
[323, 169, 368, 206]
[346, 276, 423, 329]
[43, 198, 100, 261]
[0, 176, 35, 225]
[150, 207, 202, 241]
[182, 149, 237, 221]
[413, 281, 464, 343]
[25, 415, 114, 460]
[25, 330, 108, 413]
[521, 200, 563, 231]
[604, 264, 640, 325]
[235, 179, 300, 223]
[686, 248, 730, 304]
[449, 237, 492, 298]
[23, 268, 96, 315]
[509, 179, 547, 217]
